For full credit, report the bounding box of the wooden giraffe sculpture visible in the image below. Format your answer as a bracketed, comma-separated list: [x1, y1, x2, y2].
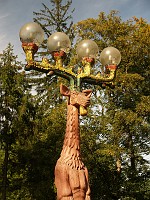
[55, 84, 92, 200]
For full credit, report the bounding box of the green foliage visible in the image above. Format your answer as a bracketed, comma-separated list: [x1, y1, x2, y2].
[33, 0, 74, 35]
[11, 103, 66, 200]
[3, 1, 76, 199]
[33, 0, 74, 56]
[31, 0, 75, 110]
[75, 10, 150, 199]
[0, 44, 36, 199]
[1, 8, 150, 200]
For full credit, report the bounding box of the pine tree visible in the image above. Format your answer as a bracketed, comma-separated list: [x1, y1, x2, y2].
[31, 0, 75, 109]
[33, 0, 74, 56]
[0, 44, 36, 199]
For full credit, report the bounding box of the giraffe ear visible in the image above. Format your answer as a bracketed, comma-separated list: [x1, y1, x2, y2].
[60, 84, 70, 96]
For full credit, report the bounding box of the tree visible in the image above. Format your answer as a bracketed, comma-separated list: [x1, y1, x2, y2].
[16, 103, 66, 200]
[75, 11, 150, 199]
[11, 1, 75, 199]
[31, 0, 75, 108]
[3, 8, 149, 200]
[0, 44, 36, 200]
[33, 0, 74, 55]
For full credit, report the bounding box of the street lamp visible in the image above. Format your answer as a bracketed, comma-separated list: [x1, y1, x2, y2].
[19, 22, 121, 199]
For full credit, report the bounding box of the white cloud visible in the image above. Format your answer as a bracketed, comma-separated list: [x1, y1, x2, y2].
[0, 13, 10, 28]
[0, 13, 10, 20]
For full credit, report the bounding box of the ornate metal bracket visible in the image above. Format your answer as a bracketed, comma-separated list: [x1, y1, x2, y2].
[23, 43, 117, 86]
[22, 43, 117, 115]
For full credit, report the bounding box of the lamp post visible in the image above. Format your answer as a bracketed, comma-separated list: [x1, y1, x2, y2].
[19, 22, 121, 199]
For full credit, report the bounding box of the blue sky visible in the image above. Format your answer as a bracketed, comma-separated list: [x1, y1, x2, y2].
[0, 0, 150, 61]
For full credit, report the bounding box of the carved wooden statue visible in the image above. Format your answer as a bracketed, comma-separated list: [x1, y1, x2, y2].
[55, 84, 92, 200]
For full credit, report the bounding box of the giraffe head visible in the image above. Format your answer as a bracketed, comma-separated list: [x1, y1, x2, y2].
[60, 84, 92, 109]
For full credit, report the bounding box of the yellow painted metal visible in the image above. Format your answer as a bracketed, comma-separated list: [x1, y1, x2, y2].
[22, 43, 117, 115]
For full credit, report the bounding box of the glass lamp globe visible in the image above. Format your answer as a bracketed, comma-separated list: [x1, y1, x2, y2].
[47, 32, 71, 53]
[100, 47, 121, 66]
[19, 22, 44, 46]
[76, 40, 99, 60]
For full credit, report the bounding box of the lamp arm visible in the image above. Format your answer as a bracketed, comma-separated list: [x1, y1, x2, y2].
[82, 69, 116, 85]
[78, 65, 117, 86]
[24, 50, 76, 89]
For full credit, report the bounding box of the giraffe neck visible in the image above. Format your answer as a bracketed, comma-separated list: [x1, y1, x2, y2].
[60, 104, 84, 169]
